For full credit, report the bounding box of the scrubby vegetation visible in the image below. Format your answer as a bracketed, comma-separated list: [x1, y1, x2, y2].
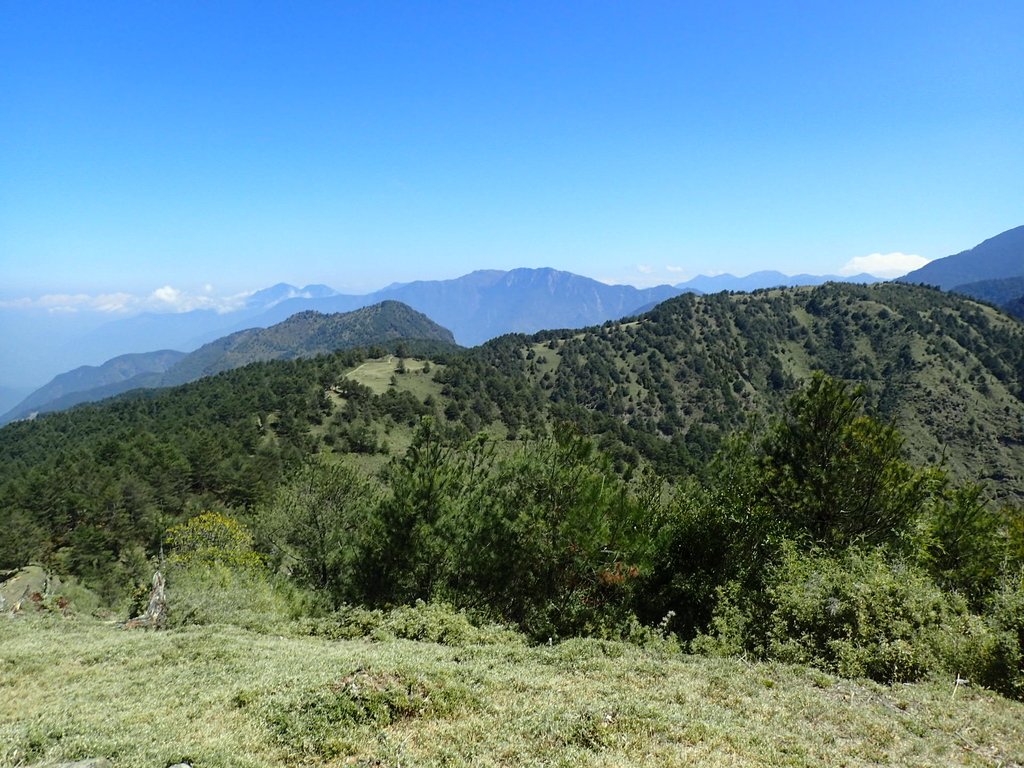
[2, 282, 1024, 764]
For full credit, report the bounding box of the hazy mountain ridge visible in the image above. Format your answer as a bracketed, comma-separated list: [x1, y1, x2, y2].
[951, 276, 1024, 319]
[6, 222, 1019, 397]
[0, 302, 455, 424]
[243, 282, 338, 308]
[1, 350, 187, 423]
[29, 267, 876, 389]
[0, 261, 945, 398]
[245, 267, 685, 346]
[899, 225, 1024, 289]
[675, 270, 879, 293]
[63, 283, 342, 369]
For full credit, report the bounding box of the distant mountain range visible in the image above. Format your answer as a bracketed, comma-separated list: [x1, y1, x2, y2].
[6, 224, 1021, 407]
[229, 268, 884, 340]
[2, 266, 889, 425]
[55, 283, 342, 371]
[224, 268, 684, 347]
[0, 302, 454, 425]
[674, 270, 879, 293]
[69, 267, 883, 368]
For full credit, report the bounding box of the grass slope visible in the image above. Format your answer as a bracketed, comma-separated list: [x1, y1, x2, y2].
[2, 616, 1022, 768]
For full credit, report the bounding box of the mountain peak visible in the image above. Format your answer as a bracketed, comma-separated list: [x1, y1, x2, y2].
[246, 282, 338, 309]
[899, 225, 1024, 289]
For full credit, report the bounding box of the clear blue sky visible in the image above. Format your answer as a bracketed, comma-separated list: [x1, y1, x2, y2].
[2, 1, 1022, 301]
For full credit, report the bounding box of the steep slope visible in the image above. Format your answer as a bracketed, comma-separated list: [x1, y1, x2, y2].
[1, 350, 186, 424]
[247, 268, 683, 345]
[899, 225, 1024, 289]
[4, 302, 456, 421]
[438, 282, 1024, 499]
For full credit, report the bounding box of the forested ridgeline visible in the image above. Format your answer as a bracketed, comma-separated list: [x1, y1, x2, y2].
[438, 282, 1024, 487]
[1, 282, 1023, 697]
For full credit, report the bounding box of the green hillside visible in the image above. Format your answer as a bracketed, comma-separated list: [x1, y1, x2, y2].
[1, 281, 1022, 715]
[438, 282, 1024, 498]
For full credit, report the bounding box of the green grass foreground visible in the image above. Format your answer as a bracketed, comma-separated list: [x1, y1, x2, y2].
[2, 616, 1023, 767]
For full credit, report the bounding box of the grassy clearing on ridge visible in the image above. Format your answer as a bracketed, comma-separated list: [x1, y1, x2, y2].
[1, 614, 1022, 768]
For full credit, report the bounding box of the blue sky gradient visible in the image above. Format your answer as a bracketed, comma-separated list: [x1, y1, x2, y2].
[2, 1, 1022, 299]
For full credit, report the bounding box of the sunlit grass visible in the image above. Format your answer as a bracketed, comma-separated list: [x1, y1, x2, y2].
[2, 614, 1022, 767]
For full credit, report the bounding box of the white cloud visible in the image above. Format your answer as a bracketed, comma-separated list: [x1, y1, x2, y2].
[93, 293, 135, 312]
[0, 297, 33, 309]
[151, 285, 181, 305]
[840, 252, 930, 279]
[0, 286, 254, 315]
[36, 294, 95, 312]
[636, 264, 654, 274]
[665, 265, 685, 273]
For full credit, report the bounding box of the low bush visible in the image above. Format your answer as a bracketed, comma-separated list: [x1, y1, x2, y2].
[979, 574, 1024, 698]
[294, 600, 525, 647]
[762, 547, 949, 682]
[164, 564, 302, 632]
[693, 545, 1023, 692]
[263, 667, 478, 760]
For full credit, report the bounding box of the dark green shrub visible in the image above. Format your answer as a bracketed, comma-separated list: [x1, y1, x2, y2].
[979, 574, 1024, 699]
[450, 430, 654, 640]
[636, 480, 739, 640]
[694, 546, 965, 684]
[921, 484, 1008, 604]
[361, 418, 494, 605]
[254, 462, 377, 607]
[756, 374, 931, 550]
[295, 601, 524, 647]
[762, 547, 949, 682]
